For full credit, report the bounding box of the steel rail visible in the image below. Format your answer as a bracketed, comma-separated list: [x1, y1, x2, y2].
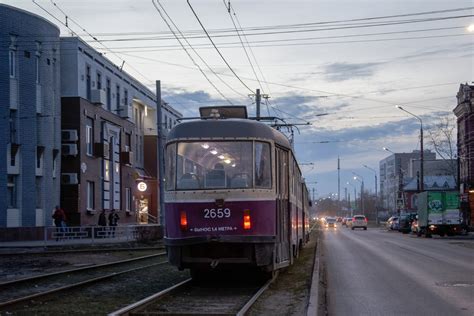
[108, 278, 193, 316]
[0, 260, 169, 309]
[109, 272, 277, 316]
[236, 271, 278, 316]
[0, 246, 164, 256]
[0, 252, 166, 287]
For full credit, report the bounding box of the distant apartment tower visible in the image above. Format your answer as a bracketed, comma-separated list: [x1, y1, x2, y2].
[454, 83, 474, 227]
[0, 5, 61, 228]
[379, 150, 435, 213]
[59, 37, 181, 226]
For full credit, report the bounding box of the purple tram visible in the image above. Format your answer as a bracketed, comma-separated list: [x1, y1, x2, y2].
[164, 107, 311, 276]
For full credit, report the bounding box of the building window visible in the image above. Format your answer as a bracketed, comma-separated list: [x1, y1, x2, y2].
[124, 89, 128, 106]
[125, 132, 131, 151]
[86, 117, 94, 156]
[87, 181, 95, 210]
[116, 85, 121, 110]
[135, 134, 139, 164]
[36, 147, 43, 169]
[164, 115, 168, 129]
[9, 50, 16, 78]
[7, 175, 17, 208]
[106, 78, 111, 110]
[86, 65, 91, 100]
[35, 56, 40, 84]
[96, 72, 102, 90]
[125, 187, 131, 211]
[52, 152, 57, 178]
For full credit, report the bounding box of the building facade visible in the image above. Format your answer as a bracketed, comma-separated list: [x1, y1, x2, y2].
[379, 150, 436, 214]
[60, 37, 181, 226]
[454, 83, 474, 228]
[0, 4, 61, 228]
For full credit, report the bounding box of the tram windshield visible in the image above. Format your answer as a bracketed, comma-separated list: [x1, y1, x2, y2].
[166, 141, 271, 190]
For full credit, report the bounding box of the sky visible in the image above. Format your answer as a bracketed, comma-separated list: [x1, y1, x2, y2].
[4, 0, 473, 198]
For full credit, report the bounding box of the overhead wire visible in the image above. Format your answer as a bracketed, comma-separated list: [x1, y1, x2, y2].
[37, 0, 154, 86]
[187, 0, 254, 93]
[151, 0, 234, 105]
[154, 0, 246, 100]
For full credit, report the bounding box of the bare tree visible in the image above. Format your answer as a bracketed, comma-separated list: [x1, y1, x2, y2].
[426, 115, 458, 186]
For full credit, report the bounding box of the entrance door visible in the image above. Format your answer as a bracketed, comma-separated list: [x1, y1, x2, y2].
[137, 198, 149, 224]
[276, 147, 290, 264]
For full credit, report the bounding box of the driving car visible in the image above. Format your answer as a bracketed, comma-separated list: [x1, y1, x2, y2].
[325, 217, 337, 228]
[345, 218, 353, 228]
[351, 215, 368, 230]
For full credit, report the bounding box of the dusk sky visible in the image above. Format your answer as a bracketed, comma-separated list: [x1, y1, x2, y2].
[5, 0, 473, 198]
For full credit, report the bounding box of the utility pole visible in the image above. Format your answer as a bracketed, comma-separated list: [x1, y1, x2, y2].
[156, 80, 165, 226]
[256, 88, 261, 120]
[337, 157, 340, 202]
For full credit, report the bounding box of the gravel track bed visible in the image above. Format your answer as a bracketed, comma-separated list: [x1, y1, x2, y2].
[0, 250, 161, 282]
[248, 229, 319, 316]
[0, 255, 165, 304]
[0, 262, 189, 315]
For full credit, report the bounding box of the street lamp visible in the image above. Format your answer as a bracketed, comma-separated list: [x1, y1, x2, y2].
[363, 164, 378, 224]
[383, 147, 395, 154]
[353, 174, 364, 213]
[347, 182, 356, 217]
[396, 105, 424, 191]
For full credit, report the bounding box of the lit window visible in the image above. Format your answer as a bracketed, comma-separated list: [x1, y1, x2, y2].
[86, 118, 94, 156]
[125, 188, 131, 211]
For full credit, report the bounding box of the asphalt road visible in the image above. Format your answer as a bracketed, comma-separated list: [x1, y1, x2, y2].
[322, 225, 474, 316]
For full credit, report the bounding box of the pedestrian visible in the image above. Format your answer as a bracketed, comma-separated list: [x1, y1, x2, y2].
[108, 209, 120, 237]
[52, 205, 66, 240]
[98, 209, 107, 238]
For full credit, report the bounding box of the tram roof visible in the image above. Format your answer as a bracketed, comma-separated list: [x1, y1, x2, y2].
[166, 118, 291, 148]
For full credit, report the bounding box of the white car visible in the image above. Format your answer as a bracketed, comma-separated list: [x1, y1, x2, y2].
[351, 215, 368, 230]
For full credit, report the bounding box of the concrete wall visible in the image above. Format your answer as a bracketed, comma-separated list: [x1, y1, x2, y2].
[0, 4, 61, 227]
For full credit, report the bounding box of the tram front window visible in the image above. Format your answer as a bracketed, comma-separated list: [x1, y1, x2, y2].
[170, 141, 270, 190]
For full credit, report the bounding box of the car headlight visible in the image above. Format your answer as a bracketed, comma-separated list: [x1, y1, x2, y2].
[429, 225, 436, 230]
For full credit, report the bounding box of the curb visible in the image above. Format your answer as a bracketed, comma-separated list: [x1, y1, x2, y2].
[306, 230, 321, 316]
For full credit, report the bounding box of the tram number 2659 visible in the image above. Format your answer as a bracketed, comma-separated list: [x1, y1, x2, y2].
[204, 208, 231, 219]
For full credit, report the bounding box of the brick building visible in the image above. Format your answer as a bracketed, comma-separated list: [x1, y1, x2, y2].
[59, 37, 181, 226]
[454, 83, 474, 228]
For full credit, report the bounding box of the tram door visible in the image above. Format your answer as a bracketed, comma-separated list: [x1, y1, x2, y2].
[276, 147, 290, 264]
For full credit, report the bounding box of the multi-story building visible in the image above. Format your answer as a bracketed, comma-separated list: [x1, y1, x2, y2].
[0, 4, 61, 228]
[454, 83, 474, 228]
[379, 150, 435, 213]
[60, 37, 181, 226]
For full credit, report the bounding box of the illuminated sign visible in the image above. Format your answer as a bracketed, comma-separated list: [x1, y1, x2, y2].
[137, 182, 147, 192]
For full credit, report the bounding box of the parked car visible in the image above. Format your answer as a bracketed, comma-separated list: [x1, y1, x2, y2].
[398, 213, 417, 234]
[386, 216, 399, 230]
[351, 215, 368, 230]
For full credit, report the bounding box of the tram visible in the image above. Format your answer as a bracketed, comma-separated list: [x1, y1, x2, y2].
[163, 106, 311, 276]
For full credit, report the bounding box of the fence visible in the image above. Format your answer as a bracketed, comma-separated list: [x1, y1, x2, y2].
[0, 225, 163, 246]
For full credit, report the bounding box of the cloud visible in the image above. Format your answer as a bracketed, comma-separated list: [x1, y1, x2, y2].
[323, 62, 384, 81]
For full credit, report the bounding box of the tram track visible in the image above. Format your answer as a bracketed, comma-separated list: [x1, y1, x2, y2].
[109, 271, 278, 316]
[0, 253, 167, 309]
[0, 246, 164, 256]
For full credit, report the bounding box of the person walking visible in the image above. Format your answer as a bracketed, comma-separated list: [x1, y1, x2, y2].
[52, 206, 66, 240]
[98, 210, 107, 238]
[108, 209, 120, 237]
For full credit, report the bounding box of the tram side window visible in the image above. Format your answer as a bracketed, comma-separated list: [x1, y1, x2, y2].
[255, 142, 271, 188]
[165, 143, 176, 190]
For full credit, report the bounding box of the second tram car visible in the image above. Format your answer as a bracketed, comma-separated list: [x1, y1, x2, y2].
[164, 106, 311, 276]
